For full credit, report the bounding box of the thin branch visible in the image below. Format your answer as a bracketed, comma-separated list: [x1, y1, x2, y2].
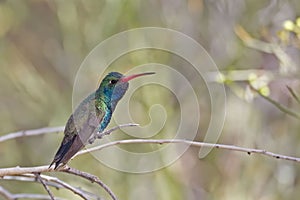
[0, 186, 59, 200]
[42, 176, 89, 200]
[0, 126, 64, 143]
[1, 167, 90, 199]
[0, 186, 13, 200]
[0, 123, 138, 144]
[35, 173, 55, 200]
[61, 167, 117, 200]
[0, 165, 51, 176]
[77, 139, 300, 163]
[1, 138, 299, 177]
[2, 175, 63, 189]
[0, 123, 138, 145]
[0, 166, 110, 200]
[251, 86, 300, 120]
[2, 175, 99, 200]
[1, 138, 300, 177]
[0, 123, 137, 200]
[88, 123, 139, 144]
[22, 173, 90, 200]
[287, 85, 300, 104]
[1, 138, 300, 199]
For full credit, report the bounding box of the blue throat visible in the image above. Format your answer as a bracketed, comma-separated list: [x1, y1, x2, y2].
[98, 108, 112, 132]
[95, 73, 129, 132]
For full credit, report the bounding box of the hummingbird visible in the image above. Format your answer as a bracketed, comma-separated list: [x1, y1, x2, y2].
[49, 71, 155, 169]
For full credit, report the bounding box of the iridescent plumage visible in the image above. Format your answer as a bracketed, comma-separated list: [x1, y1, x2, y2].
[49, 71, 155, 169]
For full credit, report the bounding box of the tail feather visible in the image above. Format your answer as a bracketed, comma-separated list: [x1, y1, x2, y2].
[49, 135, 77, 169]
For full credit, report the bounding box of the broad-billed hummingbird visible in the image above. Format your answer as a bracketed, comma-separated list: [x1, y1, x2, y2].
[49, 71, 155, 169]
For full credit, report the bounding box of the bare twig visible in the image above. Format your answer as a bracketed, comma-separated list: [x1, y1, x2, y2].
[2, 138, 300, 199]
[0, 186, 59, 200]
[2, 175, 99, 199]
[35, 173, 55, 200]
[0, 165, 51, 176]
[0, 186, 13, 200]
[2, 175, 63, 188]
[0, 166, 109, 200]
[0, 124, 137, 200]
[0, 123, 138, 145]
[41, 175, 89, 200]
[1, 138, 300, 177]
[2, 124, 300, 200]
[22, 173, 90, 200]
[62, 167, 117, 200]
[0, 126, 64, 143]
[251, 86, 300, 120]
[78, 139, 300, 163]
[287, 85, 300, 104]
[88, 123, 139, 144]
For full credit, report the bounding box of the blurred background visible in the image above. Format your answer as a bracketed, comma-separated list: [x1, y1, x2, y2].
[1, 0, 300, 199]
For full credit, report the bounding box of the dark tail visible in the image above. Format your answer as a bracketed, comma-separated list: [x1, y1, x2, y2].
[49, 135, 77, 169]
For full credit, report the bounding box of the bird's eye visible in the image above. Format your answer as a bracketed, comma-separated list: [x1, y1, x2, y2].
[109, 79, 118, 84]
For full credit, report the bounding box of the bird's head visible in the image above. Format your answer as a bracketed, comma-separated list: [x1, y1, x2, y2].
[96, 71, 155, 111]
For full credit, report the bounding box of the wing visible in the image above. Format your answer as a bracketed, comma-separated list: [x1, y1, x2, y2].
[72, 97, 105, 143]
[50, 94, 105, 169]
[49, 115, 78, 169]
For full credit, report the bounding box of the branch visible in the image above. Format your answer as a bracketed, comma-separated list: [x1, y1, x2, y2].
[0, 124, 137, 200]
[287, 85, 300, 104]
[0, 126, 64, 143]
[2, 175, 99, 199]
[61, 167, 117, 200]
[0, 123, 138, 144]
[0, 186, 60, 200]
[14, 172, 91, 200]
[88, 123, 139, 144]
[0, 166, 115, 200]
[2, 138, 300, 177]
[2, 175, 63, 189]
[0, 165, 51, 176]
[77, 139, 300, 163]
[2, 124, 300, 200]
[38, 173, 90, 200]
[2, 138, 300, 199]
[34, 173, 55, 200]
[251, 86, 300, 120]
